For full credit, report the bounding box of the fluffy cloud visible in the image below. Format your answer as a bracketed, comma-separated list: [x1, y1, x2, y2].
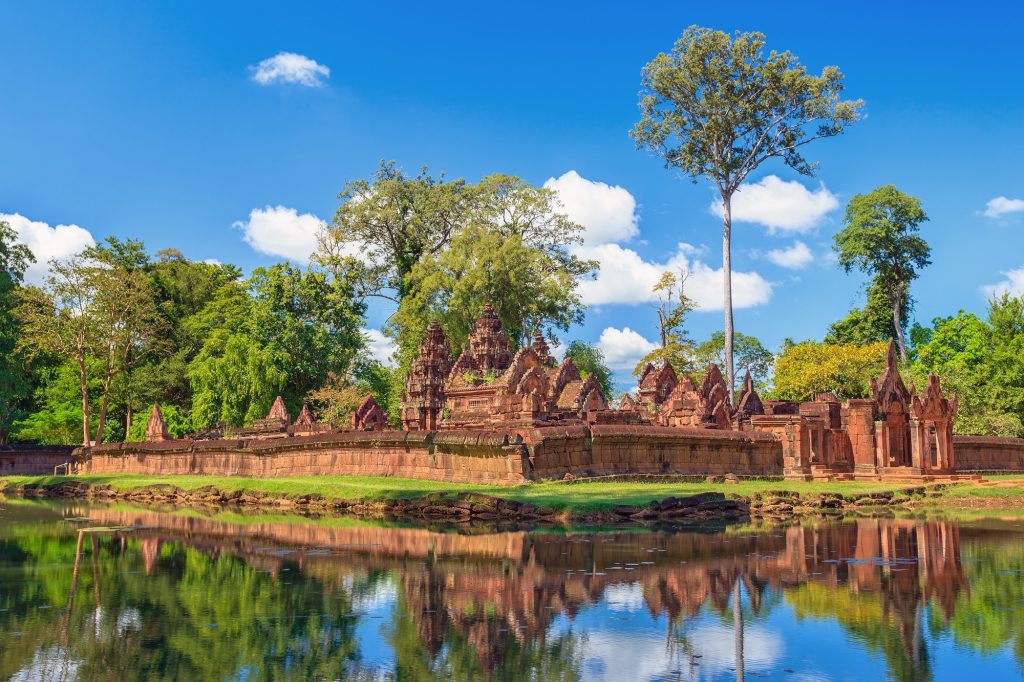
[712, 175, 839, 234]
[982, 196, 1024, 219]
[250, 52, 330, 87]
[981, 268, 1024, 298]
[597, 326, 658, 371]
[361, 328, 397, 365]
[764, 240, 814, 269]
[234, 205, 323, 263]
[576, 242, 773, 310]
[543, 170, 639, 245]
[0, 212, 96, 284]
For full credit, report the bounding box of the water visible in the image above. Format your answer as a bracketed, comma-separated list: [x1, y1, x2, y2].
[1, 500, 1022, 681]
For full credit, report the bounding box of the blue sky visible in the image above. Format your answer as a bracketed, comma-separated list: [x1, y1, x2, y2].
[4, 2, 1024, 386]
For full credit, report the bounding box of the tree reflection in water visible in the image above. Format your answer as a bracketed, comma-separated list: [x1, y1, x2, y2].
[0, 502, 1021, 681]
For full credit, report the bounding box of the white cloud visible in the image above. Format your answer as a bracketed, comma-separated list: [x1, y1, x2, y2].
[576, 242, 773, 311]
[234, 205, 323, 263]
[362, 328, 397, 365]
[597, 326, 658, 371]
[764, 240, 814, 269]
[0, 212, 96, 284]
[982, 267, 1024, 299]
[983, 196, 1024, 219]
[711, 175, 839, 234]
[250, 52, 330, 87]
[543, 170, 639, 245]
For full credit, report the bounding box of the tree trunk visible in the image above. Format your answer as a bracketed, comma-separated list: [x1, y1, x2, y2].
[734, 578, 744, 682]
[892, 280, 907, 363]
[95, 386, 110, 445]
[722, 195, 735, 403]
[77, 358, 90, 446]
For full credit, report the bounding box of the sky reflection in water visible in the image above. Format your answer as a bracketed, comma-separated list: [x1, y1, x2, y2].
[0, 501, 1022, 681]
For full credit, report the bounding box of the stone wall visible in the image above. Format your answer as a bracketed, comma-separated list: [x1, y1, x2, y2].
[0, 445, 77, 475]
[77, 426, 787, 485]
[524, 424, 783, 479]
[953, 435, 1024, 472]
[83, 431, 531, 485]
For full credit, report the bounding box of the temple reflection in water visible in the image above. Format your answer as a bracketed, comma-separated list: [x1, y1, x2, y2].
[1, 503, 1019, 681]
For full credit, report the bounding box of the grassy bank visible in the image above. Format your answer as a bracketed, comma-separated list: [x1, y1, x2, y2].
[5, 473, 1022, 512]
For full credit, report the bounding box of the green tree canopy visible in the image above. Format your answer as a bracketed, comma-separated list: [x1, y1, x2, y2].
[564, 340, 614, 399]
[632, 25, 861, 394]
[187, 264, 365, 429]
[825, 279, 908, 347]
[316, 160, 474, 301]
[694, 331, 774, 392]
[0, 220, 34, 442]
[389, 176, 595, 366]
[770, 340, 887, 402]
[833, 185, 931, 362]
[910, 298, 1024, 436]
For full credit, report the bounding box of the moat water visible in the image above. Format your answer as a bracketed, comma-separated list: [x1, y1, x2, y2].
[1, 500, 1023, 681]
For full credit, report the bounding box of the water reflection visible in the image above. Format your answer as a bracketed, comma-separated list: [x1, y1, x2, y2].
[0, 501, 1021, 681]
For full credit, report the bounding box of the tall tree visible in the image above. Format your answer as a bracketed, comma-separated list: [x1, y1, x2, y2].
[83, 238, 161, 444]
[833, 185, 931, 362]
[390, 175, 596, 365]
[315, 160, 473, 302]
[188, 264, 365, 428]
[634, 269, 697, 376]
[17, 255, 98, 445]
[120, 250, 242, 432]
[0, 220, 35, 442]
[17, 239, 160, 444]
[825, 278, 907, 347]
[632, 26, 861, 396]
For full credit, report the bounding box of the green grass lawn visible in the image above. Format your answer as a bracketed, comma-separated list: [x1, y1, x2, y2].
[0, 473, 940, 512]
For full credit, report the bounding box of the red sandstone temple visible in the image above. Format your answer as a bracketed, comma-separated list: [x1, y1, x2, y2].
[98, 304, 996, 484]
[401, 303, 608, 430]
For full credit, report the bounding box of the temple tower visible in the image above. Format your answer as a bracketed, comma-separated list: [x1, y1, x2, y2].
[467, 302, 512, 372]
[145, 404, 170, 442]
[402, 321, 452, 430]
[910, 373, 958, 472]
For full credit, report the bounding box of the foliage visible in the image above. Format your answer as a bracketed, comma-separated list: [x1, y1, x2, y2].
[564, 340, 614, 398]
[14, 238, 161, 444]
[307, 358, 402, 428]
[693, 331, 774, 391]
[635, 270, 698, 377]
[833, 185, 931, 361]
[81, 238, 162, 443]
[12, 360, 107, 445]
[316, 160, 474, 301]
[909, 300, 1024, 436]
[390, 177, 595, 366]
[825, 279, 907, 347]
[770, 340, 887, 401]
[632, 25, 861, 390]
[0, 220, 34, 442]
[188, 264, 365, 429]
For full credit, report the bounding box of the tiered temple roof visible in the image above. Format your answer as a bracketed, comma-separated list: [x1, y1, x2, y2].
[401, 321, 452, 430]
[403, 303, 608, 429]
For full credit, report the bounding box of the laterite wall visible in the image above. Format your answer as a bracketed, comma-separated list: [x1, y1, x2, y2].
[521, 424, 784, 479]
[0, 445, 77, 475]
[953, 435, 1024, 472]
[83, 430, 532, 485]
